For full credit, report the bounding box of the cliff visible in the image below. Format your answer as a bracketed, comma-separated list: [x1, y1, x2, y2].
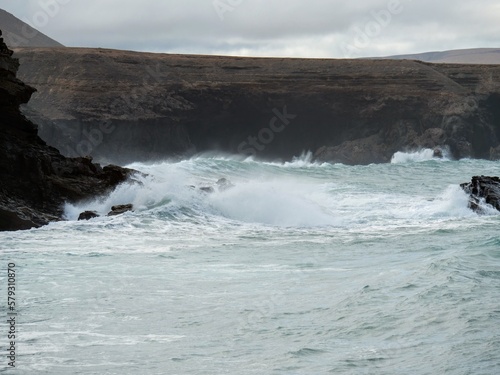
[0, 34, 131, 231]
[13, 47, 500, 165]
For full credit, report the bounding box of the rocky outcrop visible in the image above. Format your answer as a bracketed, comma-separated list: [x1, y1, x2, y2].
[78, 211, 99, 221]
[76, 204, 134, 220]
[12, 47, 500, 165]
[0, 32, 133, 231]
[461, 176, 500, 213]
[107, 204, 133, 216]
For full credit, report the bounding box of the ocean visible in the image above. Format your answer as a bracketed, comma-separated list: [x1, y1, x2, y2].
[1, 151, 500, 374]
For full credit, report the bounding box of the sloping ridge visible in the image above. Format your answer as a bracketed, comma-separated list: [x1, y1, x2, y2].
[0, 8, 63, 48]
[383, 48, 500, 65]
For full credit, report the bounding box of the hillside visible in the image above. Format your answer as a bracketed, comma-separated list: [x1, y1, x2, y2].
[13, 47, 500, 165]
[0, 8, 63, 48]
[383, 48, 500, 65]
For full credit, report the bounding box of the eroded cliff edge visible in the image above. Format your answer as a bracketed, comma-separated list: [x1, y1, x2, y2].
[0, 38, 132, 231]
[13, 47, 500, 165]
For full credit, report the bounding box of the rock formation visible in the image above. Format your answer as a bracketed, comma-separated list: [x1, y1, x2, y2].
[461, 176, 500, 214]
[0, 31, 13, 56]
[13, 47, 500, 165]
[78, 211, 99, 221]
[0, 33, 132, 231]
[107, 204, 133, 216]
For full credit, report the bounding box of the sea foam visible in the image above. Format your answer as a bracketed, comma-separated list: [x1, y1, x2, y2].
[391, 148, 451, 164]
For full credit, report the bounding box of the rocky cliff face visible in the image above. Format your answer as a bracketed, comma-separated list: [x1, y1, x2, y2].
[0, 36, 132, 231]
[13, 47, 500, 165]
[461, 176, 500, 213]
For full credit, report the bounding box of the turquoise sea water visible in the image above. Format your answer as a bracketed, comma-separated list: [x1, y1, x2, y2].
[1, 151, 500, 374]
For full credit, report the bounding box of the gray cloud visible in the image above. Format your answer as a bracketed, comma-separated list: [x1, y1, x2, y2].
[2, 0, 499, 57]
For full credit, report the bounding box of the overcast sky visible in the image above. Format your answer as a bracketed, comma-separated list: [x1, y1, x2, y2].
[2, 0, 499, 58]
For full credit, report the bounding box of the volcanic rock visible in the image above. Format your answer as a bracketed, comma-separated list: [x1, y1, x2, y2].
[460, 176, 500, 213]
[433, 148, 444, 158]
[78, 211, 99, 221]
[0, 31, 133, 231]
[107, 204, 133, 216]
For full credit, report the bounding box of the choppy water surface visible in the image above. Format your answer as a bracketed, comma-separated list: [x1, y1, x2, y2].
[1, 151, 500, 374]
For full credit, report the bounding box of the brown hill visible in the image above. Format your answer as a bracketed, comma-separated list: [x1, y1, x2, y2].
[383, 48, 500, 65]
[0, 8, 63, 48]
[13, 47, 500, 165]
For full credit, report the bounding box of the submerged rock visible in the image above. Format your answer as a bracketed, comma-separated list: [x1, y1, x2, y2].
[199, 186, 215, 194]
[217, 178, 234, 192]
[78, 211, 99, 221]
[197, 178, 234, 194]
[460, 176, 500, 213]
[107, 204, 133, 216]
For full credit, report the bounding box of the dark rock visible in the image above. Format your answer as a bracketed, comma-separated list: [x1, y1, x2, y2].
[414, 128, 447, 149]
[0, 30, 13, 56]
[0, 208, 37, 231]
[433, 148, 443, 158]
[0, 29, 134, 231]
[460, 176, 500, 213]
[314, 135, 390, 165]
[107, 204, 133, 216]
[78, 211, 99, 221]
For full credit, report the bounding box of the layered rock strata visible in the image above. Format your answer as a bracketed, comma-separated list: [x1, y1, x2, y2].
[12, 48, 500, 165]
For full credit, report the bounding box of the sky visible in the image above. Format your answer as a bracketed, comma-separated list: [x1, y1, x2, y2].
[1, 0, 499, 58]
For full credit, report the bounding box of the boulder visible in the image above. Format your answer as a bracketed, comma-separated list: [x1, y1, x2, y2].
[460, 176, 500, 213]
[78, 211, 99, 221]
[433, 148, 443, 158]
[107, 204, 133, 216]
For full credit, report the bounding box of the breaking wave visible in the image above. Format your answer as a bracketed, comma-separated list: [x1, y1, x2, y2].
[391, 148, 451, 164]
[63, 154, 489, 229]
